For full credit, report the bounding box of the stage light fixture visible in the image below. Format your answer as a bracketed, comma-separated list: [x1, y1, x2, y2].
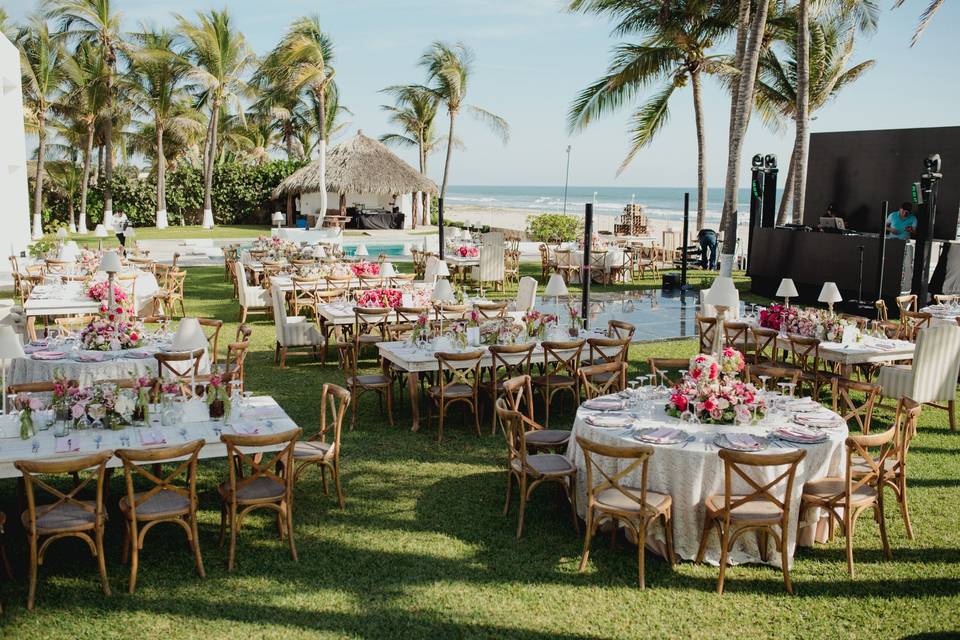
[752, 154, 763, 168]
[764, 154, 778, 169]
[923, 153, 942, 176]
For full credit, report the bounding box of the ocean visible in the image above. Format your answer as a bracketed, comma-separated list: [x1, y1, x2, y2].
[444, 185, 775, 225]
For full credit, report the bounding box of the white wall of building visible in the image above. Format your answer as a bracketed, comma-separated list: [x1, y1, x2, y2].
[0, 34, 32, 271]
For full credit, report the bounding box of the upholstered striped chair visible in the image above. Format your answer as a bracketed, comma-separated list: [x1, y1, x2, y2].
[876, 325, 960, 431]
[514, 276, 538, 314]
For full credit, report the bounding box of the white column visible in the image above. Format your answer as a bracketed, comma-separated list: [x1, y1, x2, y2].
[77, 212, 88, 234]
[201, 208, 214, 229]
[31, 213, 42, 239]
[102, 209, 114, 230]
[68, 219, 76, 233]
[0, 34, 32, 263]
[156, 209, 168, 229]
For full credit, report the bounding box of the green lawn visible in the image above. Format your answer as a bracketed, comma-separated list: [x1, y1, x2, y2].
[1, 267, 958, 638]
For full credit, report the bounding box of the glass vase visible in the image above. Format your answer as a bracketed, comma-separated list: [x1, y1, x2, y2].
[19, 411, 35, 440]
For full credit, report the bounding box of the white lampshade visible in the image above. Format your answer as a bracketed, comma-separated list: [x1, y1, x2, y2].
[462, 229, 472, 242]
[775, 278, 799, 298]
[272, 212, 284, 224]
[432, 278, 454, 303]
[56, 228, 69, 239]
[544, 273, 569, 298]
[401, 242, 411, 256]
[705, 276, 739, 309]
[381, 262, 396, 278]
[818, 282, 843, 304]
[94, 224, 108, 238]
[100, 250, 122, 273]
[451, 228, 462, 240]
[434, 260, 450, 278]
[124, 226, 136, 238]
[354, 243, 369, 257]
[170, 317, 207, 352]
[0, 326, 25, 359]
[313, 245, 327, 258]
[421, 238, 428, 252]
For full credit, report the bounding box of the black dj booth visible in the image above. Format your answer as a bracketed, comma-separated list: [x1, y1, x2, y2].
[747, 126, 960, 308]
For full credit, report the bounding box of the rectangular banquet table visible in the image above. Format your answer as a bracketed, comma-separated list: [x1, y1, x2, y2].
[772, 334, 914, 375]
[0, 396, 295, 479]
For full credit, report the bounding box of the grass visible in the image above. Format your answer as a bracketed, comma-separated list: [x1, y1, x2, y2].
[1, 266, 958, 638]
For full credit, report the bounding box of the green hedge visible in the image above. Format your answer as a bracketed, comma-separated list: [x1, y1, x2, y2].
[526, 213, 582, 242]
[42, 160, 305, 227]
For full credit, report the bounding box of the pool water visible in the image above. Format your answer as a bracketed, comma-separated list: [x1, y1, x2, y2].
[343, 243, 407, 257]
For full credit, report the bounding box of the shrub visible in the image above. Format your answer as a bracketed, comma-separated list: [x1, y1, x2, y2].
[526, 213, 582, 242]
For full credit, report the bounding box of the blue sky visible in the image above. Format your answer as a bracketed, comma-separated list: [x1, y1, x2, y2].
[8, 0, 960, 189]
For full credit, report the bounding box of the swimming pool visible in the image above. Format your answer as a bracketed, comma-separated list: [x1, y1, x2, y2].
[342, 243, 408, 257]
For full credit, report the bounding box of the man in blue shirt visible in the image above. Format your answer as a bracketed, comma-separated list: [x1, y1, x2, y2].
[885, 202, 918, 240]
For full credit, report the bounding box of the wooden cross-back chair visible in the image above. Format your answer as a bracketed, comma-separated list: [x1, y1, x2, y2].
[291, 276, 323, 319]
[608, 319, 636, 341]
[696, 315, 718, 354]
[723, 321, 753, 355]
[475, 301, 508, 320]
[586, 336, 630, 367]
[218, 428, 302, 572]
[872, 397, 922, 540]
[830, 376, 881, 433]
[648, 358, 690, 387]
[538, 244, 557, 280]
[154, 348, 205, 397]
[579, 361, 627, 399]
[589, 250, 609, 284]
[325, 274, 352, 292]
[411, 249, 427, 279]
[427, 350, 486, 443]
[115, 439, 205, 593]
[576, 436, 674, 589]
[531, 339, 584, 428]
[353, 306, 393, 355]
[504, 249, 520, 287]
[336, 341, 393, 431]
[695, 449, 806, 595]
[897, 310, 932, 342]
[896, 293, 918, 314]
[291, 383, 350, 509]
[934, 293, 959, 304]
[54, 314, 99, 337]
[392, 305, 429, 343]
[15, 450, 114, 610]
[435, 302, 469, 320]
[751, 327, 780, 364]
[787, 335, 824, 397]
[44, 259, 72, 274]
[744, 363, 801, 391]
[198, 318, 223, 365]
[7, 379, 80, 396]
[357, 274, 384, 290]
[487, 343, 536, 435]
[500, 374, 571, 452]
[389, 273, 416, 288]
[221, 339, 251, 391]
[496, 398, 578, 539]
[800, 424, 896, 577]
[155, 270, 186, 317]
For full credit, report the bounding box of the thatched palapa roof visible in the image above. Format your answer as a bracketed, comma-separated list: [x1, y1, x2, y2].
[272, 131, 437, 198]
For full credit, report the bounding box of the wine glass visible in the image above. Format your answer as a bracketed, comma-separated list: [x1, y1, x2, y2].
[785, 382, 797, 399]
[757, 375, 771, 393]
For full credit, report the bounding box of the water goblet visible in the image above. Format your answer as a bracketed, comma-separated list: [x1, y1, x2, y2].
[757, 375, 771, 394]
[785, 382, 797, 399]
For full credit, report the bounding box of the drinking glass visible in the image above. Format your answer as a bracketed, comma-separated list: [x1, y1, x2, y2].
[757, 375, 771, 393]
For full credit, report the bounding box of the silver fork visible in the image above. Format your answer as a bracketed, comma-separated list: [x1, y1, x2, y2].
[32, 439, 40, 454]
[178, 428, 188, 442]
[680, 435, 696, 449]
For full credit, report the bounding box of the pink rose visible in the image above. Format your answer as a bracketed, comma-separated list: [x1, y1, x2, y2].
[671, 393, 688, 412]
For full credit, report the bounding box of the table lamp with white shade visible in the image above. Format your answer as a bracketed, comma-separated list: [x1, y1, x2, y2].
[776, 278, 799, 307]
[434, 259, 450, 280]
[100, 250, 123, 313]
[272, 212, 284, 228]
[0, 326, 25, 415]
[94, 224, 108, 251]
[705, 276, 739, 356]
[124, 226, 136, 239]
[354, 243, 369, 258]
[431, 277, 455, 336]
[381, 261, 396, 281]
[545, 272, 569, 312]
[818, 282, 843, 315]
[452, 228, 462, 241]
[56, 227, 68, 246]
[314, 245, 327, 259]
[171, 317, 208, 397]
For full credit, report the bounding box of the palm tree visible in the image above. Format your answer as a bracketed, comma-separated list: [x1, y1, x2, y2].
[176, 8, 254, 228]
[20, 16, 66, 238]
[419, 41, 509, 201]
[755, 16, 875, 223]
[380, 84, 441, 227]
[46, 160, 83, 228]
[273, 15, 336, 227]
[718, 0, 771, 264]
[46, 0, 124, 229]
[295, 85, 351, 159]
[126, 26, 202, 228]
[790, 0, 877, 224]
[568, 0, 736, 230]
[894, 0, 942, 46]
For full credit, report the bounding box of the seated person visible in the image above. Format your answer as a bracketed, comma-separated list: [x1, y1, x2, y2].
[885, 202, 918, 240]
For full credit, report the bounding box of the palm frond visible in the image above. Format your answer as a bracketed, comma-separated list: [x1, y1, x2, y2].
[616, 82, 675, 174]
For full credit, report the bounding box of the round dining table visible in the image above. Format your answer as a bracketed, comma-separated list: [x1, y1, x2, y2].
[565, 394, 848, 568]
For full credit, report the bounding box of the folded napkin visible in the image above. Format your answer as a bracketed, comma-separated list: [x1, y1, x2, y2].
[232, 424, 260, 435]
[583, 398, 625, 411]
[54, 437, 79, 453]
[248, 405, 285, 420]
[794, 414, 841, 429]
[32, 351, 66, 361]
[124, 350, 151, 359]
[23, 343, 48, 354]
[584, 414, 633, 428]
[725, 433, 762, 450]
[639, 427, 683, 444]
[140, 430, 167, 446]
[785, 398, 821, 412]
[870, 340, 897, 351]
[75, 353, 105, 363]
[776, 425, 826, 443]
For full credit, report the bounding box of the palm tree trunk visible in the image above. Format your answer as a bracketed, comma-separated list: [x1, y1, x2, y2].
[77, 124, 94, 234]
[777, 136, 799, 225]
[691, 69, 708, 230]
[422, 149, 430, 226]
[314, 85, 328, 227]
[792, 0, 811, 225]
[719, 0, 770, 268]
[285, 123, 294, 221]
[103, 71, 114, 226]
[32, 116, 46, 237]
[156, 121, 167, 226]
[440, 109, 457, 200]
[202, 101, 220, 226]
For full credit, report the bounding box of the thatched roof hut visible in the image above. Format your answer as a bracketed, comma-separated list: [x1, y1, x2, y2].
[272, 131, 437, 198]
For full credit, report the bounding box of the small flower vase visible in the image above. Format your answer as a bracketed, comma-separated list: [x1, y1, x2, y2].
[208, 399, 225, 420]
[161, 393, 177, 427]
[467, 327, 480, 346]
[19, 411, 35, 440]
[134, 390, 150, 426]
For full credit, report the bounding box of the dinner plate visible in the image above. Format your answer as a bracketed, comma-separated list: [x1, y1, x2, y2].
[584, 414, 633, 428]
[633, 427, 687, 445]
[713, 433, 768, 452]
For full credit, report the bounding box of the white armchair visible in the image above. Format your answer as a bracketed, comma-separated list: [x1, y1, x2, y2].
[234, 261, 271, 323]
[470, 232, 505, 292]
[514, 276, 537, 313]
[877, 324, 960, 430]
[271, 287, 324, 368]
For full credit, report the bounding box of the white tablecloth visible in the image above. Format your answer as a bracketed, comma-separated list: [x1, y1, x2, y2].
[921, 304, 960, 327]
[565, 396, 847, 567]
[24, 271, 160, 318]
[556, 249, 627, 283]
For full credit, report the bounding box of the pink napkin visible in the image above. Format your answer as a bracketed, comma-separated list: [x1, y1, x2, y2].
[24, 343, 48, 354]
[124, 351, 151, 359]
[140, 430, 166, 446]
[55, 437, 79, 453]
[795, 414, 841, 428]
[642, 427, 682, 444]
[32, 351, 66, 361]
[726, 433, 761, 450]
[232, 424, 260, 435]
[776, 426, 824, 442]
[76, 353, 105, 362]
[583, 398, 624, 411]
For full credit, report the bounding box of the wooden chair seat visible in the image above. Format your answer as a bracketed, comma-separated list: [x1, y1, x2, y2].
[801, 477, 877, 505]
[293, 440, 333, 459]
[705, 494, 782, 523]
[596, 487, 671, 514]
[525, 429, 570, 448]
[218, 476, 285, 503]
[25, 501, 97, 532]
[428, 383, 473, 398]
[531, 374, 576, 387]
[356, 335, 383, 345]
[347, 374, 390, 388]
[510, 453, 575, 477]
[119, 490, 190, 519]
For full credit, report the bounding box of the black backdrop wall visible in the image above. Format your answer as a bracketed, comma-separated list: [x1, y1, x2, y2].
[803, 125, 960, 240]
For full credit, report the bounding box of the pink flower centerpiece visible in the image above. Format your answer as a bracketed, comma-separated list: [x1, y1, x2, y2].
[666, 350, 765, 425]
[457, 245, 479, 258]
[79, 301, 145, 351]
[356, 288, 403, 308]
[350, 261, 381, 277]
[86, 280, 128, 304]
